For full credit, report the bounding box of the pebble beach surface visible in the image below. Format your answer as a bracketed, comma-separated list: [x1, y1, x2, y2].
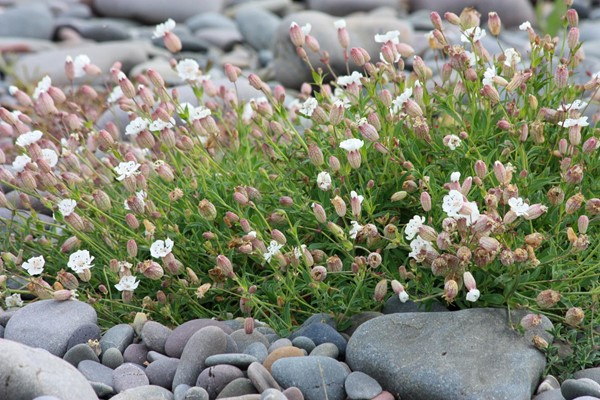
[1, 0, 600, 399]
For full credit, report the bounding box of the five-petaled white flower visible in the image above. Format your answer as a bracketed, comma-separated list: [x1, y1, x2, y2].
[461, 26, 486, 43]
[482, 67, 497, 86]
[107, 86, 124, 104]
[4, 293, 23, 308]
[12, 154, 31, 173]
[33, 75, 51, 100]
[22, 255, 45, 276]
[176, 59, 210, 83]
[408, 236, 434, 261]
[115, 275, 140, 292]
[149, 118, 175, 131]
[508, 197, 530, 216]
[336, 71, 363, 87]
[153, 18, 176, 38]
[519, 21, 532, 31]
[503, 48, 521, 66]
[181, 103, 212, 121]
[150, 238, 174, 258]
[317, 171, 332, 191]
[559, 100, 588, 111]
[558, 116, 589, 128]
[442, 190, 465, 217]
[68, 250, 94, 273]
[16, 130, 43, 147]
[114, 161, 141, 181]
[125, 117, 149, 137]
[339, 138, 364, 152]
[263, 240, 284, 262]
[349, 220, 363, 239]
[443, 134, 462, 151]
[334, 19, 346, 29]
[374, 30, 400, 44]
[391, 87, 413, 114]
[300, 97, 318, 117]
[58, 199, 77, 217]
[72, 55, 91, 78]
[41, 148, 58, 168]
[405, 215, 425, 241]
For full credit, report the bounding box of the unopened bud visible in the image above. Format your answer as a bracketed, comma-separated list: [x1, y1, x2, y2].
[198, 199, 217, 220]
[374, 279, 387, 302]
[565, 307, 584, 326]
[488, 12, 502, 36]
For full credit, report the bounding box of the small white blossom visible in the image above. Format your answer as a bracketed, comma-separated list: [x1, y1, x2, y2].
[12, 154, 31, 173]
[466, 288, 481, 302]
[68, 250, 94, 273]
[482, 67, 497, 86]
[188, 105, 211, 121]
[124, 190, 147, 210]
[114, 161, 141, 181]
[391, 87, 413, 114]
[176, 59, 210, 82]
[115, 275, 140, 291]
[334, 19, 346, 29]
[153, 18, 176, 38]
[461, 26, 486, 42]
[41, 148, 58, 168]
[519, 21, 532, 31]
[559, 100, 588, 111]
[73, 55, 91, 78]
[349, 220, 363, 239]
[399, 291, 409, 303]
[107, 86, 124, 104]
[442, 190, 465, 217]
[374, 30, 400, 44]
[405, 215, 425, 241]
[408, 236, 434, 261]
[450, 172, 461, 182]
[508, 197, 530, 216]
[5, 293, 23, 308]
[125, 117, 149, 137]
[58, 199, 77, 217]
[339, 138, 364, 152]
[150, 238, 174, 258]
[149, 118, 175, 131]
[32, 75, 51, 100]
[336, 71, 363, 87]
[300, 97, 318, 117]
[264, 240, 283, 262]
[351, 190, 364, 204]
[317, 171, 332, 191]
[443, 134, 462, 150]
[503, 48, 521, 66]
[558, 116, 589, 128]
[16, 130, 43, 147]
[22, 255, 45, 276]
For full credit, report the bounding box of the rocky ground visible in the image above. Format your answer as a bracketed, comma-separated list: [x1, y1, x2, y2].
[1, 0, 600, 399]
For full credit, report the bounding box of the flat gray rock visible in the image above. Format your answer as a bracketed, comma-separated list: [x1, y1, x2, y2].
[197, 364, 244, 399]
[113, 363, 149, 393]
[78, 360, 114, 388]
[0, 4, 54, 39]
[346, 309, 547, 400]
[0, 338, 97, 400]
[141, 321, 173, 354]
[4, 300, 97, 357]
[101, 324, 135, 354]
[164, 319, 233, 359]
[146, 357, 179, 389]
[63, 343, 100, 366]
[345, 371, 382, 399]
[91, 0, 224, 23]
[561, 378, 600, 400]
[109, 385, 174, 400]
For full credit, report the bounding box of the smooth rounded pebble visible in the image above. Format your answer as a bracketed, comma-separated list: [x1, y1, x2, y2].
[309, 342, 339, 359]
[244, 342, 268, 363]
[90, 381, 115, 397]
[197, 364, 244, 398]
[109, 385, 174, 400]
[141, 321, 172, 354]
[184, 386, 209, 400]
[261, 388, 287, 400]
[216, 377, 259, 398]
[263, 346, 305, 373]
[288, 323, 347, 357]
[173, 384, 191, 400]
[204, 353, 258, 368]
[66, 323, 101, 351]
[63, 343, 100, 366]
[230, 329, 271, 353]
[281, 387, 304, 400]
[113, 363, 150, 393]
[268, 338, 292, 353]
[165, 319, 233, 358]
[123, 343, 149, 365]
[101, 324, 135, 354]
[146, 357, 179, 389]
[78, 360, 114, 388]
[291, 337, 316, 353]
[102, 347, 124, 369]
[562, 378, 600, 399]
[344, 371, 383, 399]
[247, 361, 281, 392]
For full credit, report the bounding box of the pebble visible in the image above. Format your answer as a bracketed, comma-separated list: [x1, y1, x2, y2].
[290, 337, 315, 353]
[78, 359, 114, 388]
[146, 357, 180, 389]
[65, 323, 101, 351]
[113, 363, 150, 393]
[0, 4, 54, 40]
[261, 388, 287, 400]
[344, 371, 383, 399]
[184, 386, 210, 400]
[100, 324, 135, 354]
[196, 364, 245, 398]
[309, 342, 339, 359]
[575, 368, 600, 385]
[268, 338, 293, 352]
[281, 387, 304, 400]
[216, 377, 259, 398]
[306, 0, 404, 15]
[244, 342, 269, 363]
[289, 322, 347, 357]
[186, 12, 237, 32]
[205, 353, 258, 368]
[561, 379, 600, 399]
[109, 385, 174, 400]
[102, 347, 125, 369]
[247, 361, 281, 392]
[263, 346, 306, 373]
[123, 343, 149, 365]
[235, 5, 280, 50]
[63, 343, 100, 366]
[164, 319, 233, 358]
[90, 381, 115, 397]
[230, 329, 271, 353]
[91, 0, 225, 24]
[140, 321, 172, 354]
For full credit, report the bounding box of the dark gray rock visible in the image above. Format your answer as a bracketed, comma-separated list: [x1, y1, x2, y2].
[186, 12, 237, 32]
[269, 338, 293, 353]
[78, 360, 114, 388]
[346, 309, 547, 400]
[244, 342, 269, 363]
[0, 4, 54, 39]
[196, 364, 245, 398]
[196, 28, 243, 51]
[288, 323, 347, 357]
[382, 298, 448, 314]
[236, 6, 280, 50]
[146, 357, 179, 389]
[102, 347, 124, 369]
[123, 343, 149, 365]
[147, 350, 169, 363]
[66, 323, 101, 351]
[55, 18, 134, 42]
[204, 353, 258, 368]
[141, 321, 172, 354]
[113, 363, 149, 393]
[164, 319, 233, 359]
[4, 300, 97, 357]
[533, 389, 566, 400]
[63, 343, 100, 366]
[562, 379, 600, 400]
[230, 329, 271, 353]
[101, 324, 135, 354]
[345, 371, 382, 399]
[575, 368, 600, 385]
[0, 338, 97, 400]
[215, 377, 258, 398]
[271, 356, 348, 400]
[91, 0, 225, 23]
[109, 385, 174, 400]
[344, 311, 383, 336]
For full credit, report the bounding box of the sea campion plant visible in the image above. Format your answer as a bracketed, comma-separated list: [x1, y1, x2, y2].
[0, 3, 598, 373]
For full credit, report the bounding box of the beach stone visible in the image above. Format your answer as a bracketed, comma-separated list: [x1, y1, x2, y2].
[288, 322, 347, 357]
[281, 387, 304, 400]
[0, 4, 54, 40]
[309, 343, 339, 359]
[247, 361, 281, 392]
[187, 12, 237, 32]
[0, 338, 97, 399]
[269, 338, 293, 353]
[5, 190, 52, 215]
[306, 0, 405, 15]
[55, 18, 134, 42]
[290, 337, 315, 354]
[263, 346, 305, 373]
[141, 321, 172, 354]
[113, 363, 149, 393]
[102, 347, 124, 369]
[576, 368, 600, 385]
[63, 343, 100, 366]
[0, 325, 4, 338]
[78, 359, 114, 387]
[90, 381, 115, 397]
[185, 386, 210, 400]
[91, 0, 225, 23]
[533, 390, 567, 400]
[4, 299, 97, 357]
[301, 314, 337, 329]
[244, 342, 269, 363]
[216, 377, 259, 398]
[371, 391, 394, 400]
[205, 353, 258, 368]
[146, 357, 179, 389]
[109, 385, 174, 400]
[0, 209, 53, 234]
[231, 329, 271, 353]
[196, 28, 243, 51]
[345, 371, 382, 399]
[235, 5, 280, 50]
[174, 384, 192, 400]
[408, 0, 536, 28]
[346, 309, 547, 400]
[271, 356, 348, 400]
[382, 298, 448, 314]
[261, 388, 287, 400]
[562, 379, 600, 399]
[538, 375, 562, 393]
[66, 323, 101, 351]
[197, 364, 245, 398]
[172, 326, 229, 389]
[101, 324, 135, 354]
[123, 343, 149, 365]
[148, 350, 170, 363]
[165, 319, 233, 358]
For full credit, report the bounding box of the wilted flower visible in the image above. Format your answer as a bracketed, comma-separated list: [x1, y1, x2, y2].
[536, 289, 561, 308]
[503, 48, 521, 66]
[317, 171, 332, 191]
[4, 293, 23, 308]
[115, 275, 140, 291]
[443, 135, 462, 150]
[565, 307, 584, 327]
[68, 250, 94, 273]
[299, 97, 318, 117]
[150, 238, 174, 258]
[22, 255, 45, 276]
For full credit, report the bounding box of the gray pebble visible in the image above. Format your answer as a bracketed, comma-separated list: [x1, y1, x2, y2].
[63, 343, 99, 366]
[230, 329, 270, 353]
[101, 324, 135, 354]
[247, 361, 281, 392]
[216, 377, 259, 398]
[174, 384, 192, 400]
[185, 386, 210, 400]
[90, 381, 115, 397]
[244, 342, 268, 363]
[148, 350, 170, 362]
[66, 323, 101, 351]
[576, 368, 600, 385]
[344, 371, 382, 399]
[109, 385, 174, 400]
[291, 337, 315, 354]
[309, 342, 339, 359]
[562, 379, 600, 400]
[141, 321, 173, 354]
[261, 388, 287, 400]
[113, 363, 150, 393]
[205, 353, 258, 368]
[146, 357, 180, 389]
[281, 387, 304, 400]
[78, 359, 114, 387]
[123, 343, 149, 365]
[197, 364, 244, 398]
[102, 347, 124, 369]
[268, 338, 292, 353]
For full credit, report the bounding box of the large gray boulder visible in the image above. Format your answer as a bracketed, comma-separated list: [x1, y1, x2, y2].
[0, 4, 54, 40]
[91, 0, 225, 24]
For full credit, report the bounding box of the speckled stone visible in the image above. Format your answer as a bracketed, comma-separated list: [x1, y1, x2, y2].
[196, 364, 244, 399]
[100, 324, 135, 354]
[345, 371, 382, 399]
[204, 353, 258, 369]
[112, 363, 149, 393]
[102, 347, 124, 369]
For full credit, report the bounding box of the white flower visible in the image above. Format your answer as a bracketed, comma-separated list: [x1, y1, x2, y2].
[466, 288, 481, 302]
[461, 26, 486, 42]
[264, 240, 283, 262]
[300, 97, 318, 117]
[150, 238, 174, 258]
[465, 51, 477, 67]
[463, 201, 480, 226]
[32, 75, 51, 100]
[508, 197, 530, 216]
[16, 130, 43, 147]
[149, 118, 175, 131]
[22, 255, 45, 276]
[558, 116, 589, 128]
[399, 291, 409, 303]
[408, 236, 434, 261]
[124, 190, 147, 210]
[58, 199, 77, 217]
[301, 23, 312, 35]
[349, 220, 363, 239]
[336, 71, 363, 87]
[125, 117, 149, 137]
[443, 134, 462, 150]
[405, 215, 425, 240]
[153, 18, 176, 38]
[559, 100, 588, 112]
[12, 154, 31, 173]
[391, 87, 413, 114]
[73, 55, 91, 78]
[41, 149, 58, 168]
[450, 172, 461, 182]
[504, 48, 521, 66]
[482, 67, 497, 86]
[114, 161, 141, 181]
[351, 190, 364, 204]
[339, 138, 364, 152]
[115, 275, 140, 291]
[334, 19, 346, 29]
[176, 59, 210, 83]
[317, 171, 332, 191]
[8, 86, 18, 96]
[188, 105, 211, 121]
[107, 86, 124, 104]
[442, 190, 465, 217]
[5, 293, 23, 308]
[519, 21, 532, 31]
[68, 250, 94, 273]
[374, 30, 400, 44]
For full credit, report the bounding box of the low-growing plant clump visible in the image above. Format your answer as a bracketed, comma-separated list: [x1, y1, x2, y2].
[0, 3, 598, 380]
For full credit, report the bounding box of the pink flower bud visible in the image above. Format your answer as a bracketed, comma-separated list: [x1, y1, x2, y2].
[279, 196, 293, 207]
[583, 137, 598, 154]
[358, 122, 379, 142]
[164, 31, 182, 53]
[223, 63, 241, 83]
[305, 34, 320, 52]
[53, 289, 77, 301]
[271, 229, 286, 245]
[350, 47, 370, 66]
[127, 239, 138, 258]
[198, 199, 217, 220]
[497, 119, 511, 130]
[328, 156, 341, 171]
[311, 265, 327, 281]
[430, 12, 443, 31]
[554, 64, 569, 88]
[568, 27, 579, 50]
[374, 279, 388, 302]
[463, 271, 477, 291]
[444, 12, 461, 25]
[586, 198, 600, 215]
[536, 289, 560, 308]
[312, 202, 327, 223]
[488, 12, 502, 36]
[289, 22, 305, 47]
[125, 213, 140, 229]
[336, 26, 349, 49]
[578, 215, 589, 234]
[420, 191, 432, 211]
[138, 260, 163, 280]
[566, 8, 579, 27]
[480, 84, 500, 104]
[65, 56, 75, 81]
[331, 195, 347, 217]
[216, 255, 235, 278]
[308, 143, 324, 166]
[347, 149, 362, 169]
[444, 279, 458, 302]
